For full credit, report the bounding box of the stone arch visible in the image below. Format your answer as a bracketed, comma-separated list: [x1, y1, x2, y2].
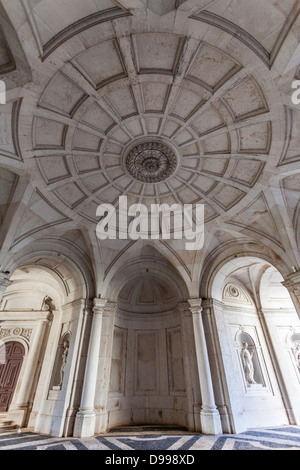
[105, 247, 192, 431]
[104, 244, 190, 304]
[205, 252, 300, 433]
[199, 242, 291, 300]
[4, 248, 95, 307]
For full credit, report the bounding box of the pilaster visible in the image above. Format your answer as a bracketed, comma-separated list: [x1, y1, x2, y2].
[188, 298, 222, 435]
[73, 298, 109, 437]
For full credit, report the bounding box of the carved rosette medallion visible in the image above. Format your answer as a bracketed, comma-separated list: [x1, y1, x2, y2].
[125, 141, 178, 183]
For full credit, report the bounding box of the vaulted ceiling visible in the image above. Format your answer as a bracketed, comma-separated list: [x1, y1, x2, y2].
[0, 0, 299, 298]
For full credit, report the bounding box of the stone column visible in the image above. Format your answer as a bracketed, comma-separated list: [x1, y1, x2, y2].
[188, 298, 222, 435]
[9, 312, 52, 427]
[282, 272, 300, 319]
[178, 302, 200, 431]
[73, 298, 107, 438]
[201, 299, 232, 433]
[0, 272, 12, 303]
[95, 301, 116, 433]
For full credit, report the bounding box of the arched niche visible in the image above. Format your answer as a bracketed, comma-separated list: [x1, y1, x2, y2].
[49, 330, 71, 392]
[235, 330, 266, 388]
[200, 243, 291, 300]
[105, 245, 189, 305]
[106, 251, 192, 431]
[207, 255, 298, 433]
[1, 253, 94, 312]
[210, 256, 271, 303]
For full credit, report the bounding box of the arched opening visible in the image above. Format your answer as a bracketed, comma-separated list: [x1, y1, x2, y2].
[0, 254, 93, 433]
[209, 256, 300, 433]
[105, 252, 195, 431]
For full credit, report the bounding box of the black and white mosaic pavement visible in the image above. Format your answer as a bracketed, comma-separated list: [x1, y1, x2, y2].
[0, 426, 299, 450]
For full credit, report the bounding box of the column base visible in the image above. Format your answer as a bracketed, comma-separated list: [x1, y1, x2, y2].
[73, 409, 96, 438]
[200, 406, 222, 435]
[8, 405, 30, 428]
[95, 411, 109, 434]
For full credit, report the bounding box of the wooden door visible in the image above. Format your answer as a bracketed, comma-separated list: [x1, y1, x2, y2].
[0, 341, 25, 412]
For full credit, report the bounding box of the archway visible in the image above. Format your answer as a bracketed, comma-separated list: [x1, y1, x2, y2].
[208, 256, 300, 433]
[105, 251, 195, 431]
[0, 253, 94, 434]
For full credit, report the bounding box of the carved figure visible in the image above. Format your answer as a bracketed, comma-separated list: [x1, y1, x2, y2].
[42, 296, 53, 312]
[241, 342, 256, 385]
[58, 340, 69, 387]
[294, 342, 300, 371]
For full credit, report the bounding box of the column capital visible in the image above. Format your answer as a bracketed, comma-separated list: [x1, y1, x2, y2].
[201, 298, 214, 311]
[282, 272, 300, 293]
[188, 298, 202, 314]
[92, 298, 108, 314]
[177, 301, 190, 313]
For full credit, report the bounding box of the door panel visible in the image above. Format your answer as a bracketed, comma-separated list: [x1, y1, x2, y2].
[0, 341, 25, 412]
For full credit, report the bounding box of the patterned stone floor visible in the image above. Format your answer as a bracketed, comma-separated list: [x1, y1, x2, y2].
[0, 425, 299, 450]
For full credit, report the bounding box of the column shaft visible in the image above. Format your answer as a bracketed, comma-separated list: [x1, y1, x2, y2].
[188, 299, 222, 435]
[74, 299, 107, 437]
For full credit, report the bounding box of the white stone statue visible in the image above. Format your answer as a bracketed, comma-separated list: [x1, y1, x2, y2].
[58, 340, 69, 387]
[294, 343, 300, 371]
[241, 342, 256, 385]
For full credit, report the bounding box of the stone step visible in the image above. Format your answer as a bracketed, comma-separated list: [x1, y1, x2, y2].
[0, 414, 19, 432]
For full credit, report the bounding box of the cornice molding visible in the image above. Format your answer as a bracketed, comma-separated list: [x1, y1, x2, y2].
[42, 8, 132, 61]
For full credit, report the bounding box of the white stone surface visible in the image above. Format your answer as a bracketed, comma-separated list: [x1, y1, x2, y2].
[0, 0, 299, 438]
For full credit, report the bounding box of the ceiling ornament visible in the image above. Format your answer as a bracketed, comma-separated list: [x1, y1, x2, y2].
[125, 141, 178, 183]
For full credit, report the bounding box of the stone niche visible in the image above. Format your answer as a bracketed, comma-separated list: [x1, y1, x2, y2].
[106, 274, 189, 430]
[236, 330, 266, 390]
[48, 328, 71, 399]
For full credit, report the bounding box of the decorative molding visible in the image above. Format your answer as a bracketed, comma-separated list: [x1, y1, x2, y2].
[11, 99, 24, 162]
[0, 26, 16, 75]
[191, 4, 300, 69]
[226, 192, 283, 248]
[12, 188, 71, 247]
[190, 11, 270, 68]
[278, 106, 300, 166]
[269, 1, 300, 67]
[0, 3, 32, 88]
[93, 298, 109, 314]
[140, 0, 188, 16]
[125, 141, 178, 183]
[222, 282, 253, 305]
[42, 8, 132, 61]
[0, 326, 32, 342]
[187, 298, 202, 314]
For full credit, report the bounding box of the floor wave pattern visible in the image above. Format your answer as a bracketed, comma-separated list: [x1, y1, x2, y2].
[0, 426, 299, 450]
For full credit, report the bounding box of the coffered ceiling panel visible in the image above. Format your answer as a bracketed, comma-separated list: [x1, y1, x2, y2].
[1, 0, 299, 282]
[26, 28, 280, 233]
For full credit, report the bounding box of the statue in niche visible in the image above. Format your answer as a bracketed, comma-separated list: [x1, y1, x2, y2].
[294, 343, 300, 371]
[241, 342, 256, 385]
[57, 340, 69, 388]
